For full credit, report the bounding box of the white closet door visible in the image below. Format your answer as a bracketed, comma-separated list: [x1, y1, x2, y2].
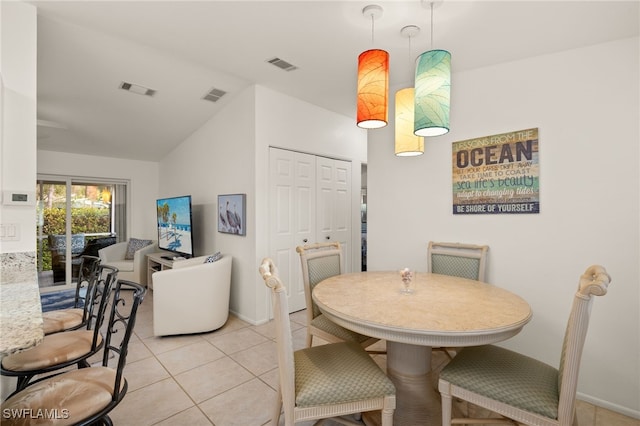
[316, 156, 352, 273]
[269, 148, 315, 312]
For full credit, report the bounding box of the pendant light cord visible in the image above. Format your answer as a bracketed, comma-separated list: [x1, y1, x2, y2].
[430, 2, 434, 50]
[371, 14, 375, 44]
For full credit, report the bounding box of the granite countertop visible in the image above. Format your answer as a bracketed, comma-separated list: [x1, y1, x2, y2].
[0, 280, 44, 356]
[0, 251, 44, 356]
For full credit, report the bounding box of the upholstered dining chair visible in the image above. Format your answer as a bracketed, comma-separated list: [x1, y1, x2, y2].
[438, 265, 611, 426]
[1, 279, 146, 426]
[1, 265, 118, 393]
[427, 241, 489, 359]
[427, 241, 489, 282]
[259, 258, 396, 426]
[296, 242, 381, 352]
[41, 255, 102, 335]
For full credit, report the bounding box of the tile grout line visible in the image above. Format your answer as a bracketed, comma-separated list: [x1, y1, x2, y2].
[135, 318, 280, 425]
[119, 303, 632, 426]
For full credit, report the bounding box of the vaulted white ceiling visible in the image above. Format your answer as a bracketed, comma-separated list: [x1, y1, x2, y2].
[31, 1, 639, 161]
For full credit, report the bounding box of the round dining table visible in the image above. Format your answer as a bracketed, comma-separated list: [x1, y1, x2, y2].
[312, 271, 532, 426]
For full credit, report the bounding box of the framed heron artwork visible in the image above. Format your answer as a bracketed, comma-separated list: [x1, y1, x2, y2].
[218, 193, 246, 235]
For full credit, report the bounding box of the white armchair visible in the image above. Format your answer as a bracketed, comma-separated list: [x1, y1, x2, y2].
[152, 254, 232, 336]
[98, 240, 157, 285]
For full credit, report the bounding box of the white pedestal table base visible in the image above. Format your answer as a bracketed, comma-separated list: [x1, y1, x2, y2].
[363, 341, 442, 426]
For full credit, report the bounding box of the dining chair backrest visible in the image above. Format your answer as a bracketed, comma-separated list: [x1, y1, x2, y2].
[259, 258, 296, 415]
[438, 265, 611, 426]
[427, 241, 489, 282]
[85, 265, 119, 347]
[97, 279, 146, 414]
[296, 242, 380, 351]
[556, 265, 611, 422]
[296, 242, 343, 319]
[259, 257, 396, 426]
[75, 255, 102, 319]
[42, 255, 102, 336]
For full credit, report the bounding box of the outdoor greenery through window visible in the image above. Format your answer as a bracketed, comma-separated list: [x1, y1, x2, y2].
[36, 176, 128, 287]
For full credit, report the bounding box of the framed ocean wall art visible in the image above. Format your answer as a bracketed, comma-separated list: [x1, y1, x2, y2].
[452, 128, 540, 215]
[218, 194, 246, 235]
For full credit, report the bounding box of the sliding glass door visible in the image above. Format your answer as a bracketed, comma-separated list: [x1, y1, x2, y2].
[36, 176, 129, 288]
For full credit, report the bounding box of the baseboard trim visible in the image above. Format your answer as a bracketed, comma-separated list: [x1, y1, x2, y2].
[229, 309, 268, 326]
[578, 392, 640, 419]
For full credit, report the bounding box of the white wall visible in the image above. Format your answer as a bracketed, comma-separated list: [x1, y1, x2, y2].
[37, 151, 159, 241]
[0, 1, 37, 254]
[159, 86, 257, 323]
[254, 86, 367, 163]
[158, 84, 366, 324]
[0, 2, 37, 400]
[254, 86, 367, 324]
[368, 37, 639, 416]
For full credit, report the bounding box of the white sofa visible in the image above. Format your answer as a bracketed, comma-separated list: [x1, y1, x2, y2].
[98, 241, 157, 285]
[152, 254, 232, 336]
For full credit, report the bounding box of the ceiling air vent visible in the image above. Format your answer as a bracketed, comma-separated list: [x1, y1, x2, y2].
[119, 81, 156, 97]
[202, 87, 227, 103]
[267, 57, 298, 72]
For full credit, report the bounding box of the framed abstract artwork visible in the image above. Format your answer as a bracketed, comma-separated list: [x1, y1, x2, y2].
[218, 193, 246, 235]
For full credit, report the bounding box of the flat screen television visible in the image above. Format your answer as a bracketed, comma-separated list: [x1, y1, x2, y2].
[156, 195, 194, 258]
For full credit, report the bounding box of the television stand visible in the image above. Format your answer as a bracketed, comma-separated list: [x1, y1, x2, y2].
[147, 253, 178, 290]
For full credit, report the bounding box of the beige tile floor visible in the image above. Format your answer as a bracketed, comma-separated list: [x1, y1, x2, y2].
[107, 291, 638, 426]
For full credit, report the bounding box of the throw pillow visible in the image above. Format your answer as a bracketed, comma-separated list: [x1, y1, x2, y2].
[204, 252, 222, 263]
[125, 238, 153, 260]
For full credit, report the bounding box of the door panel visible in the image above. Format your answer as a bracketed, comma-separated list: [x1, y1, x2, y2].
[275, 185, 292, 235]
[316, 156, 352, 272]
[269, 148, 352, 313]
[37, 178, 119, 288]
[269, 148, 315, 312]
[37, 180, 68, 286]
[316, 187, 333, 235]
[294, 156, 315, 242]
